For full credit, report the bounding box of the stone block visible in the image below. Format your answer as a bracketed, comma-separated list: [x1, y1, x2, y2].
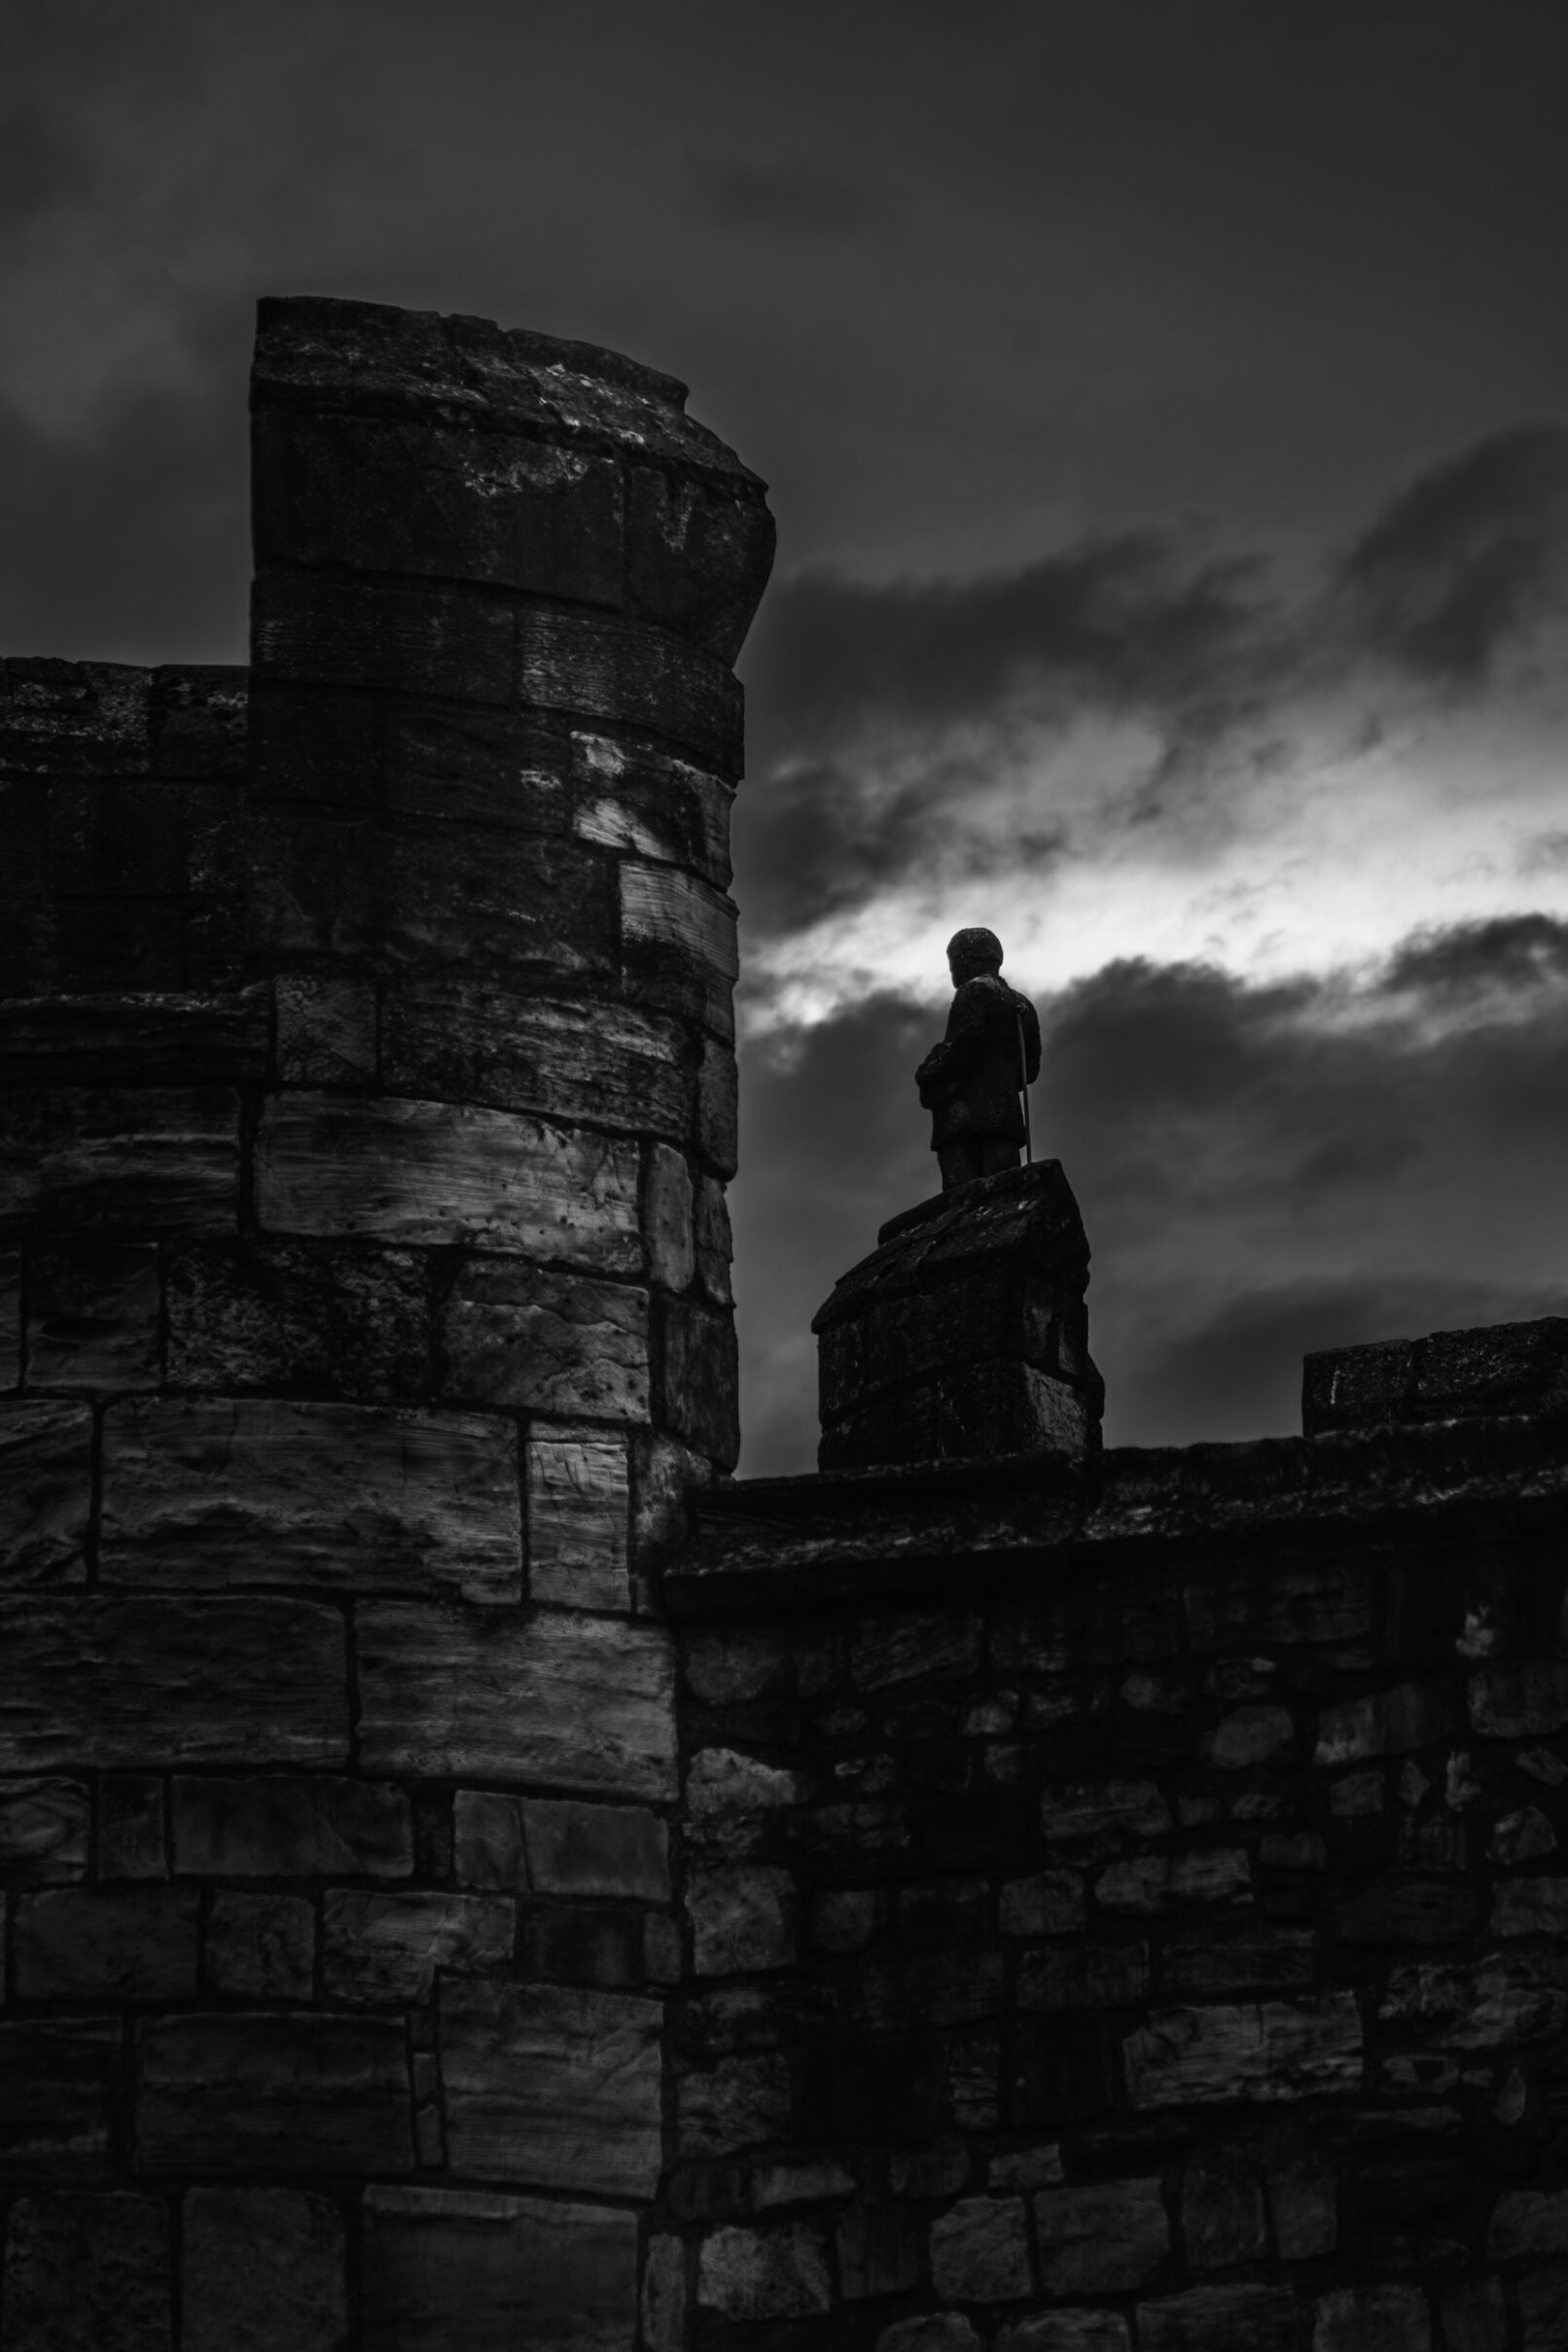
[98, 1776, 166, 1879]
[689, 1865, 798, 1974]
[1160, 1926, 1317, 1998]
[182, 2186, 347, 2352]
[527, 1424, 630, 1609]
[1520, 2267, 1568, 2352]
[101, 1397, 520, 1602]
[322, 1892, 515, 2003]
[929, 2195, 1032, 2302]
[0, 1776, 89, 1880]
[358, 1603, 676, 1797]
[1471, 1661, 1568, 1737]
[994, 2318, 1131, 2352]
[695, 1038, 737, 1176]
[1186, 1557, 1374, 1651]
[206, 1892, 316, 2000]
[999, 1871, 1087, 1936]
[1095, 1849, 1250, 1911]
[1491, 1805, 1557, 1863]
[642, 2233, 686, 2352]
[1137, 2287, 1298, 2352]
[1017, 1945, 1149, 2012]
[0, 988, 266, 1088]
[257, 1093, 640, 1265]
[1123, 1994, 1363, 2107]
[1438, 2281, 1505, 2352]
[521, 1898, 643, 1987]
[172, 1774, 411, 1875]
[521, 1798, 670, 1900]
[1307, 1315, 1568, 1433]
[659, 1295, 739, 1466]
[1488, 2187, 1568, 2259]
[684, 1746, 809, 1860]
[453, 1790, 529, 1889]
[620, 862, 737, 1039]
[252, 570, 515, 704]
[876, 2324, 984, 2352]
[16, 1888, 199, 1999]
[134, 2013, 413, 2172]
[1205, 1703, 1296, 1765]
[695, 2224, 832, 2319]
[255, 409, 626, 603]
[24, 1245, 160, 1390]
[382, 979, 693, 1143]
[8, 1087, 239, 1231]
[0, 2018, 117, 2179]
[274, 972, 377, 1084]
[624, 464, 773, 663]
[831, 2200, 919, 2299]
[1493, 1875, 1568, 1935]
[0, 1597, 348, 1770]
[0, 1401, 92, 1584]
[513, 607, 743, 774]
[1379, 1955, 1568, 2047]
[0, 2192, 169, 2352]
[0, 1250, 18, 1385]
[1312, 2286, 1431, 2352]
[1267, 2155, 1336, 2258]
[438, 1979, 661, 2195]
[1315, 1683, 1452, 1763]
[1182, 2149, 1266, 2267]
[645, 1143, 695, 1295]
[1330, 1880, 1481, 1944]
[1040, 1778, 1172, 1848]
[1035, 2179, 1168, 2293]
[165, 1239, 434, 1402]
[443, 1262, 650, 1418]
[678, 2053, 792, 2157]
[571, 731, 732, 883]
[361, 2183, 638, 2352]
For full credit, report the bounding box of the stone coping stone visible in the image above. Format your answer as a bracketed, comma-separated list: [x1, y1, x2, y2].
[1305, 1314, 1568, 1436]
[813, 1161, 1090, 1336]
[663, 1407, 1568, 1618]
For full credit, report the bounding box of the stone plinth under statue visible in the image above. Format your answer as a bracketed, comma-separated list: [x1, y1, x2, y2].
[812, 1159, 1104, 1472]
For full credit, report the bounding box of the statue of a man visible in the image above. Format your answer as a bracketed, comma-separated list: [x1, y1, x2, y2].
[916, 927, 1041, 1192]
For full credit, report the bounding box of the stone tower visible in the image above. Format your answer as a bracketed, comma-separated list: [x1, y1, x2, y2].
[0, 298, 773, 2346]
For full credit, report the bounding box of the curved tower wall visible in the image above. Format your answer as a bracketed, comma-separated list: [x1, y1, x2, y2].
[0, 298, 773, 2348]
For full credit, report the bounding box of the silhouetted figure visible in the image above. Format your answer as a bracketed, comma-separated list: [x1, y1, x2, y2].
[916, 927, 1041, 1192]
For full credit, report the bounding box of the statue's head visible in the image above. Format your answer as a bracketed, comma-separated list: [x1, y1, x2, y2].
[946, 926, 1004, 984]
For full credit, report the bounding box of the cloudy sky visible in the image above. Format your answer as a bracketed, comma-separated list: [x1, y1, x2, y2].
[6, 1, 1568, 1473]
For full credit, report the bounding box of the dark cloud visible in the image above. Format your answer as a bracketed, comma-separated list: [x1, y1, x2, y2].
[1336, 425, 1568, 683]
[0, 103, 85, 230]
[683, 152, 884, 240]
[734, 916, 1568, 1474]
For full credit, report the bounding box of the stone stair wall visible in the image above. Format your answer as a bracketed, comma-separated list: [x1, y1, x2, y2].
[0, 298, 773, 2351]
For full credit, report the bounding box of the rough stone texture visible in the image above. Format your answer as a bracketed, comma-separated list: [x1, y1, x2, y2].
[995, 2321, 1131, 2352]
[0, 1597, 347, 1769]
[16, 1888, 200, 1999]
[1312, 2285, 1432, 2351]
[182, 2187, 347, 2352]
[165, 1239, 433, 1401]
[695, 2224, 833, 2319]
[382, 982, 693, 1142]
[357, 1604, 677, 1797]
[0, 1775, 89, 1879]
[1305, 1314, 1568, 1433]
[98, 1775, 167, 1878]
[1138, 2287, 1298, 2352]
[1124, 1996, 1363, 2106]
[523, 1797, 671, 1899]
[526, 1423, 630, 1609]
[133, 2013, 413, 2172]
[171, 1775, 412, 1875]
[101, 1396, 521, 1601]
[257, 1093, 641, 1265]
[443, 1261, 650, 1417]
[205, 1893, 316, 2000]
[362, 2185, 638, 2352]
[438, 1980, 662, 2195]
[1035, 2179, 1169, 2292]
[322, 1891, 515, 2002]
[25, 1244, 160, 1389]
[0, 2018, 118, 2179]
[0, 2192, 170, 2352]
[2, 1086, 240, 1232]
[929, 2195, 1032, 2301]
[0, 1400, 92, 1583]
[689, 1866, 799, 1975]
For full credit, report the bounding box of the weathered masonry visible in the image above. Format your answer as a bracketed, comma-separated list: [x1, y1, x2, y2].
[6, 299, 1568, 2352]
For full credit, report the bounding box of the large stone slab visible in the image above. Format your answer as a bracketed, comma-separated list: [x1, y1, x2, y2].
[1379, 1955, 1568, 2048]
[1123, 1995, 1363, 2107]
[322, 1892, 516, 2003]
[0, 2192, 170, 2352]
[2, 1087, 238, 1232]
[381, 982, 692, 1138]
[620, 861, 737, 1039]
[1136, 2286, 1298, 2352]
[0, 2018, 118, 2180]
[438, 1981, 662, 2194]
[101, 1398, 520, 1601]
[0, 1597, 347, 1769]
[24, 1246, 160, 1390]
[172, 1774, 412, 1876]
[526, 1423, 630, 1609]
[1034, 2181, 1169, 2294]
[0, 1402, 91, 1585]
[205, 1893, 315, 2001]
[166, 1239, 433, 1402]
[357, 1603, 676, 1796]
[362, 2184, 638, 2352]
[0, 1776, 89, 1879]
[443, 1264, 649, 1417]
[134, 2013, 413, 2172]
[0, 988, 266, 1087]
[15, 1890, 200, 2000]
[257, 1093, 640, 1265]
[571, 731, 732, 886]
[182, 2187, 346, 2352]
